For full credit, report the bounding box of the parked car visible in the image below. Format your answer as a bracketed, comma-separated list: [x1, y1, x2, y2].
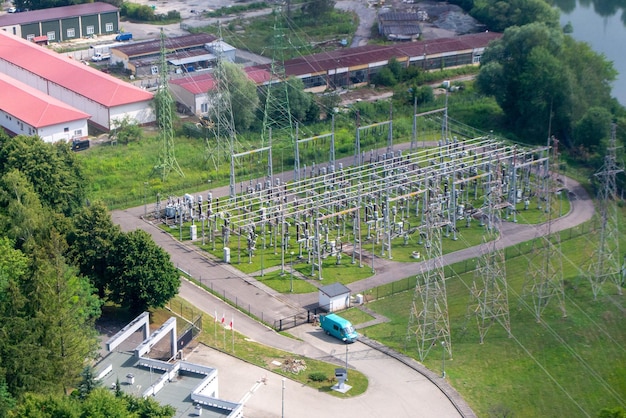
[91, 52, 111, 61]
[7, 6, 17, 12]
[115, 32, 132, 41]
[319, 313, 358, 343]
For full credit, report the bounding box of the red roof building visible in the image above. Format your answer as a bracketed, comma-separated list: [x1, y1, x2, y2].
[169, 67, 271, 115]
[0, 72, 90, 143]
[169, 32, 499, 115]
[0, 30, 154, 130]
[252, 31, 502, 91]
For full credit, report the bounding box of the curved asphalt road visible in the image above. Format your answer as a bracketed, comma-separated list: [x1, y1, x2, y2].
[111, 146, 594, 417]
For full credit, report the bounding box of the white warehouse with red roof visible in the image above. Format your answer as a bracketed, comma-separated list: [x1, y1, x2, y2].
[0, 30, 154, 131]
[0, 72, 90, 142]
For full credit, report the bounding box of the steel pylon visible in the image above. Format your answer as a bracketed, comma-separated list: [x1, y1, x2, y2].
[468, 157, 511, 343]
[588, 123, 624, 298]
[154, 28, 184, 181]
[524, 137, 566, 321]
[406, 184, 452, 362]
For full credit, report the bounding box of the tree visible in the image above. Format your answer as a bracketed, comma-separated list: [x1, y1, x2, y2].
[471, 0, 559, 32]
[574, 106, 612, 152]
[0, 228, 100, 398]
[0, 135, 86, 216]
[559, 36, 617, 125]
[66, 200, 121, 297]
[107, 230, 180, 312]
[0, 377, 16, 417]
[124, 393, 176, 417]
[111, 116, 143, 145]
[22, 231, 101, 394]
[302, 0, 335, 19]
[81, 388, 135, 418]
[257, 76, 316, 131]
[8, 392, 81, 417]
[75, 366, 102, 401]
[207, 61, 260, 132]
[318, 92, 342, 116]
[476, 23, 616, 144]
[8, 388, 175, 417]
[0, 170, 49, 247]
[372, 67, 398, 87]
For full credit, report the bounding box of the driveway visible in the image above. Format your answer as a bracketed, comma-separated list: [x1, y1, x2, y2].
[183, 322, 463, 418]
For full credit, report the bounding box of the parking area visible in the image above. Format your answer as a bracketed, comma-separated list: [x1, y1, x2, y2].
[184, 323, 462, 418]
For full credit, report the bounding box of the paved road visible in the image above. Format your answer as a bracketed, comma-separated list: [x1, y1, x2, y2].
[111, 140, 595, 417]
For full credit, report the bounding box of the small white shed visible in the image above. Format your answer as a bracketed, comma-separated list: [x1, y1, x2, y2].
[319, 283, 351, 312]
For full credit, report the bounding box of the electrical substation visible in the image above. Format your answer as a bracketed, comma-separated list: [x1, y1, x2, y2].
[147, 19, 621, 363]
[148, 104, 582, 359]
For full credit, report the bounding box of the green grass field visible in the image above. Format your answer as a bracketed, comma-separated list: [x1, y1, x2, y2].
[356, 213, 626, 417]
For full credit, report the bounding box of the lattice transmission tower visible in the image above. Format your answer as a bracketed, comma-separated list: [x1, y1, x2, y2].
[468, 158, 511, 343]
[260, 8, 296, 148]
[588, 123, 624, 298]
[154, 28, 184, 181]
[205, 27, 240, 173]
[406, 181, 452, 362]
[524, 136, 566, 321]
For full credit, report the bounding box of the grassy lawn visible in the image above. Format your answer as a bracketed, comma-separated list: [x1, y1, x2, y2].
[354, 210, 626, 417]
[157, 296, 368, 397]
[338, 307, 375, 326]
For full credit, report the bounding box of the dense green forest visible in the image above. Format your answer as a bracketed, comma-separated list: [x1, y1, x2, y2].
[0, 134, 179, 416]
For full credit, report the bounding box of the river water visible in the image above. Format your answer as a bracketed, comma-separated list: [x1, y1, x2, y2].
[558, 0, 626, 106]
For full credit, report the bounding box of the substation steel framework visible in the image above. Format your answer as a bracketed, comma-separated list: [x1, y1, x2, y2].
[162, 109, 551, 360]
[588, 123, 624, 298]
[205, 27, 241, 174]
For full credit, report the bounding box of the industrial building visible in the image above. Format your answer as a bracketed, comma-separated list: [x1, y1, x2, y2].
[110, 33, 231, 77]
[263, 31, 501, 92]
[0, 2, 119, 42]
[171, 32, 500, 116]
[97, 312, 243, 418]
[169, 66, 272, 116]
[0, 30, 154, 131]
[378, 12, 423, 41]
[0, 72, 90, 142]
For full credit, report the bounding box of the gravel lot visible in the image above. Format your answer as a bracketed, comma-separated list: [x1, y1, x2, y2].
[119, 0, 479, 42]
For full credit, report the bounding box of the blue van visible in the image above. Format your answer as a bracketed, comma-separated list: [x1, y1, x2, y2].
[319, 313, 358, 343]
[115, 32, 133, 41]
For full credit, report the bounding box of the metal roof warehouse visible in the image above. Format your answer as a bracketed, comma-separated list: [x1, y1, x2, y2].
[0, 30, 154, 131]
[0, 72, 90, 142]
[253, 31, 501, 92]
[0, 2, 119, 42]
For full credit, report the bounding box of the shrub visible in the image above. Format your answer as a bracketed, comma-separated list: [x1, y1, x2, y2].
[308, 372, 327, 382]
